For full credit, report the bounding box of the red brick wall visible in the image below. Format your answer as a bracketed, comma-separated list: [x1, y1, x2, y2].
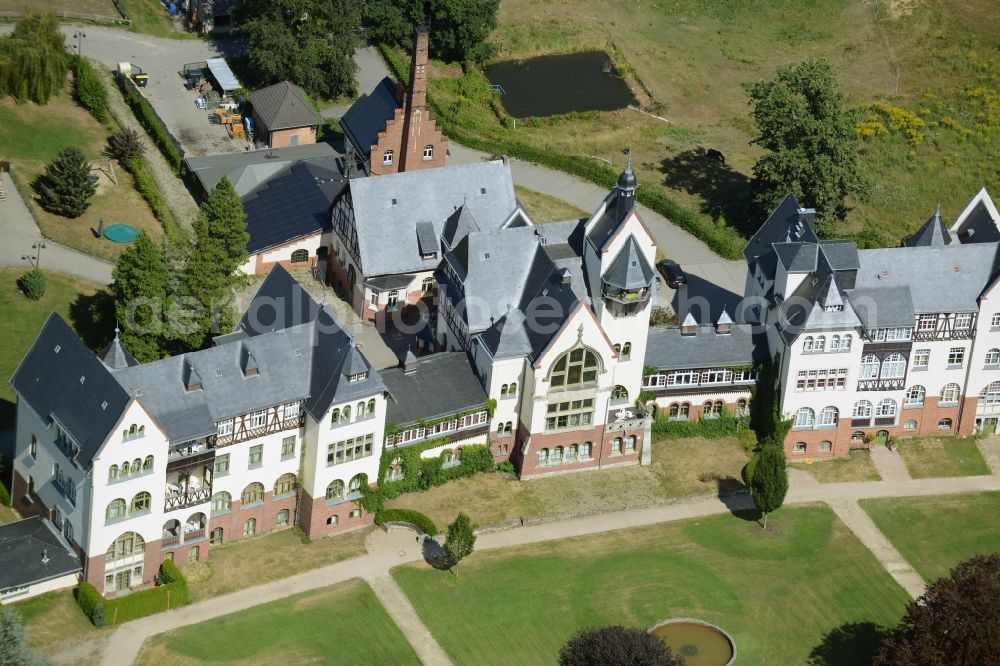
[298, 489, 374, 539]
[518, 424, 644, 478]
[267, 125, 317, 149]
[207, 491, 296, 546]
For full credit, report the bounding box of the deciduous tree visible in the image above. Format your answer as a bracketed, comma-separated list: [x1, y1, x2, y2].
[444, 512, 476, 570]
[749, 441, 788, 530]
[874, 553, 1000, 666]
[748, 59, 868, 236]
[0, 13, 67, 104]
[33, 146, 96, 218]
[559, 626, 682, 666]
[365, 0, 499, 63]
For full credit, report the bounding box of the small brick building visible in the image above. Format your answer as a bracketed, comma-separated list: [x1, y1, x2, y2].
[248, 81, 322, 149]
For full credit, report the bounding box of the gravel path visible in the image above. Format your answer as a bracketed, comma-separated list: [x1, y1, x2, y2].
[98, 66, 198, 232]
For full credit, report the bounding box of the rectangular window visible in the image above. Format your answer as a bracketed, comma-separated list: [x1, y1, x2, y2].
[281, 436, 295, 459]
[326, 434, 374, 466]
[992, 313, 1000, 329]
[283, 402, 300, 420]
[544, 399, 595, 432]
[29, 437, 37, 459]
[217, 420, 233, 436]
[387, 291, 399, 307]
[917, 315, 937, 331]
[249, 410, 267, 428]
[954, 313, 973, 330]
[947, 347, 965, 367]
[214, 453, 230, 476]
[248, 445, 263, 468]
[912, 349, 930, 370]
[370, 290, 380, 306]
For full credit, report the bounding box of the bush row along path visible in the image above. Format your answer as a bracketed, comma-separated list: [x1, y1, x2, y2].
[97, 437, 1000, 666]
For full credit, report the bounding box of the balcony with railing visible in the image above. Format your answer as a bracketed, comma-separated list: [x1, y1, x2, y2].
[166, 440, 215, 470]
[164, 466, 212, 512]
[213, 411, 304, 448]
[162, 513, 208, 549]
[602, 283, 650, 316]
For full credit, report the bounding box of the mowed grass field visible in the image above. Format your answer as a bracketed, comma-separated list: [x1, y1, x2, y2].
[426, 0, 1000, 249]
[0, 0, 119, 17]
[393, 504, 909, 665]
[135, 579, 421, 665]
[895, 436, 991, 479]
[862, 491, 1000, 583]
[791, 450, 882, 484]
[386, 436, 751, 528]
[0, 92, 164, 262]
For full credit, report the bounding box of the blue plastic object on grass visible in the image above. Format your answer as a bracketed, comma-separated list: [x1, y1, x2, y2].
[103, 224, 140, 243]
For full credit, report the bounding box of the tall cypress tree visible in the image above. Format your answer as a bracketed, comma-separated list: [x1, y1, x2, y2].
[113, 232, 169, 362]
[749, 442, 789, 530]
[33, 146, 96, 218]
[180, 177, 249, 349]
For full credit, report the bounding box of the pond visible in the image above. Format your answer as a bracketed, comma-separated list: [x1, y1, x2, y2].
[485, 51, 638, 118]
[650, 619, 736, 666]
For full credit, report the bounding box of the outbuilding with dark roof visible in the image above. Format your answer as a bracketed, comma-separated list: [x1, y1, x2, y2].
[248, 81, 322, 149]
[0, 516, 81, 602]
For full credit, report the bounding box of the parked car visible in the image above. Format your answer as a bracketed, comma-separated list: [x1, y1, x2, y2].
[657, 259, 687, 289]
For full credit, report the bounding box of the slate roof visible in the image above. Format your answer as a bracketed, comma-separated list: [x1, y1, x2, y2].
[846, 286, 915, 329]
[644, 324, 759, 370]
[243, 161, 346, 254]
[0, 517, 80, 590]
[10, 314, 132, 467]
[603, 236, 655, 290]
[441, 205, 480, 250]
[349, 160, 518, 277]
[237, 265, 322, 336]
[743, 194, 819, 264]
[479, 309, 533, 359]
[99, 335, 139, 371]
[954, 199, 1000, 244]
[904, 209, 956, 248]
[248, 81, 321, 131]
[339, 77, 401, 164]
[185, 143, 342, 197]
[819, 241, 860, 271]
[380, 352, 487, 425]
[774, 242, 819, 273]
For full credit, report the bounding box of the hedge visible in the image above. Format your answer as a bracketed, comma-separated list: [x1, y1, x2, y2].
[376, 45, 745, 260]
[122, 157, 183, 240]
[377, 508, 439, 536]
[115, 74, 185, 175]
[377, 441, 496, 500]
[652, 413, 750, 439]
[73, 57, 109, 124]
[75, 560, 188, 626]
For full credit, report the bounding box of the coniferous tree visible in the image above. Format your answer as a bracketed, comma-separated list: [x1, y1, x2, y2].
[444, 512, 476, 570]
[0, 607, 46, 666]
[33, 146, 96, 218]
[113, 232, 169, 362]
[180, 177, 249, 349]
[749, 441, 788, 530]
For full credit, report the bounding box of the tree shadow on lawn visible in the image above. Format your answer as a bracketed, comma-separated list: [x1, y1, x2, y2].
[714, 477, 760, 523]
[421, 537, 452, 571]
[808, 621, 890, 666]
[659, 148, 760, 237]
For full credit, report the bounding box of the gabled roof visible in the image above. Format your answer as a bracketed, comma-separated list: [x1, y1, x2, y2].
[248, 81, 321, 131]
[10, 314, 131, 468]
[819, 241, 860, 271]
[904, 208, 956, 247]
[0, 517, 80, 590]
[645, 324, 759, 370]
[774, 242, 819, 273]
[743, 194, 819, 264]
[602, 235, 654, 289]
[951, 186, 1000, 244]
[441, 205, 479, 250]
[185, 143, 341, 197]
[237, 265, 321, 336]
[381, 352, 487, 425]
[339, 77, 401, 163]
[243, 161, 346, 254]
[350, 160, 518, 277]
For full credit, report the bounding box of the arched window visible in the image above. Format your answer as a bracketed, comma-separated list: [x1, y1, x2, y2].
[348, 474, 367, 494]
[860, 354, 880, 379]
[793, 442, 807, 453]
[356, 401, 366, 418]
[841, 335, 852, 351]
[548, 346, 601, 389]
[211, 527, 224, 544]
[938, 418, 953, 430]
[803, 336, 814, 352]
[736, 399, 749, 417]
[567, 444, 578, 460]
[386, 457, 404, 481]
[622, 342, 632, 358]
[853, 400, 873, 418]
[815, 336, 826, 352]
[940, 383, 961, 404]
[131, 491, 150, 513]
[106, 532, 144, 561]
[987, 349, 1000, 366]
[121, 460, 130, 476]
[276, 509, 290, 526]
[326, 480, 344, 501]
[612, 385, 629, 401]
[831, 335, 840, 350]
[538, 448, 549, 464]
[343, 405, 351, 421]
[580, 442, 592, 458]
[106, 499, 127, 522]
[508, 382, 517, 396]
[625, 435, 636, 452]
[211, 492, 231, 514]
[327, 515, 338, 525]
[881, 353, 906, 379]
[551, 446, 563, 463]
[612, 437, 623, 453]
[982, 381, 1000, 404]
[668, 403, 679, 418]
[679, 403, 690, 419]
[109, 465, 119, 482]
[421, 276, 435, 294]
[189, 546, 200, 563]
[713, 400, 724, 416]
[904, 385, 926, 407]
[613, 343, 621, 355]
[502, 421, 513, 435]
[851, 431, 866, 442]
[143, 455, 154, 471]
[500, 383, 508, 396]
[274, 473, 296, 497]
[244, 518, 257, 537]
[331, 408, 340, 424]
[131, 458, 142, 474]
[241, 482, 264, 506]
[703, 400, 714, 417]
[794, 407, 815, 428]
[367, 399, 376, 413]
[876, 399, 897, 417]
[817, 441, 832, 453]
[290, 249, 309, 263]
[818, 406, 839, 426]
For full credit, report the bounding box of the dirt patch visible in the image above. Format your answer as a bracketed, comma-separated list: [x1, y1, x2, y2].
[883, 0, 919, 19]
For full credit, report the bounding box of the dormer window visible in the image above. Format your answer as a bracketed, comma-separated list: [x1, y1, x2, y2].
[348, 372, 368, 383]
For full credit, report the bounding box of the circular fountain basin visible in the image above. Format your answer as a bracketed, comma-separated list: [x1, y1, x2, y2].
[649, 619, 735, 666]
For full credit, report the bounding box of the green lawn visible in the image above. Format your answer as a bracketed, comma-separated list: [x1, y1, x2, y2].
[895, 436, 991, 479]
[135, 579, 421, 665]
[393, 504, 909, 665]
[514, 185, 590, 223]
[118, 0, 194, 38]
[862, 492, 1000, 583]
[10, 590, 109, 661]
[791, 450, 882, 483]
[0, 268, 104, 429]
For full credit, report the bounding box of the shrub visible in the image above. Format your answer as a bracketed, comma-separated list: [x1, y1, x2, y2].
[76, 561, 188, 626]
[497, 460, 517, 477]
[377, 508, 439, 536]
[652, 413, 749, 439]
[105, 127, 146, 162]
[559, 626, 683, 666]
[74, 57, 109, 123]
[75, 582, 106, 627]
[122, 156, 181, 239]
[377, 442, 496, 499]
[19, 269, 47, 300]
